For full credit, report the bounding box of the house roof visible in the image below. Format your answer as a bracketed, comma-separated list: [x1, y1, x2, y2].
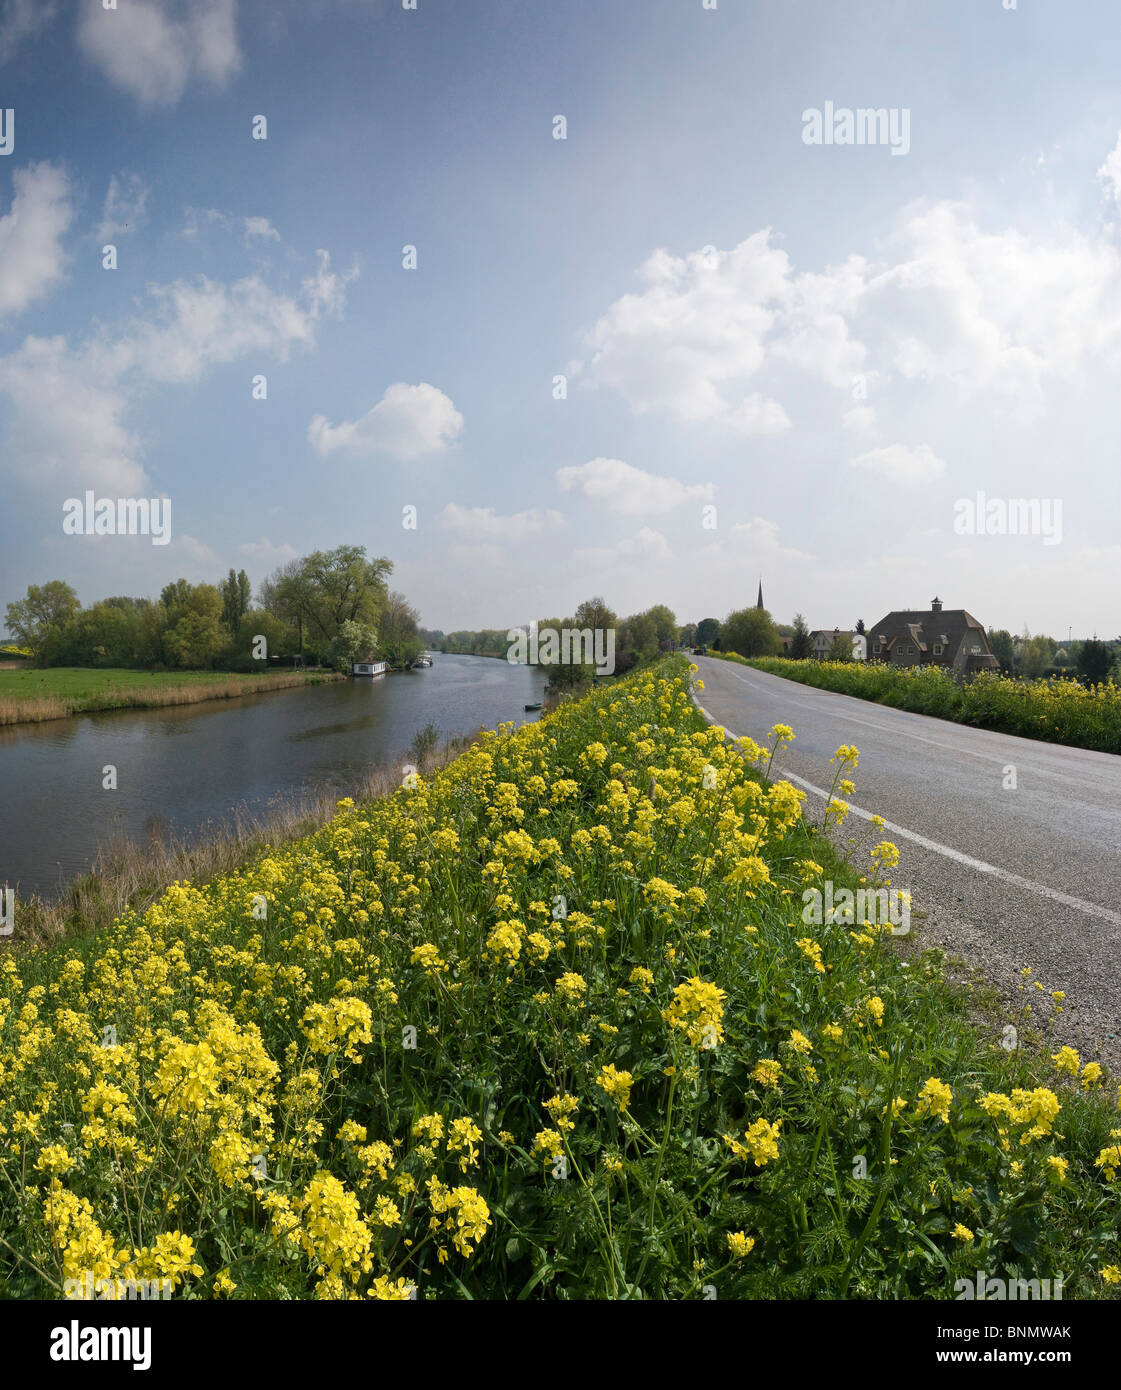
[869, 609, 990, 655]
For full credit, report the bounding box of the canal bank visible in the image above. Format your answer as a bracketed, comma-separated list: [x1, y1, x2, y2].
[0, 654, 549, 904]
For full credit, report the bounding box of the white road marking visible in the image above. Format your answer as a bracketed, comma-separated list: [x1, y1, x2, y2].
[694, 699, 1121, 930]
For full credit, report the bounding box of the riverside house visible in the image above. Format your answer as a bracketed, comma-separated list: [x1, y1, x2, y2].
[867, 597, 999, 677]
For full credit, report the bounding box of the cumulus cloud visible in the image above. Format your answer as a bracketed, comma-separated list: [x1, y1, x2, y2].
[438, 504, 564, 542]
[584, 164, 1121, 433]
[77, 0, 241, 108]
[556, 457, 713, 515]
[0, 163, 72, 322]
[308, 382, 464, 461]
[849, 443, 945, 487]
[0, 249, 351, 495]
[97, 172, 149, 241]
[725, 392, 791, 435]
[582, 232, 867, 427]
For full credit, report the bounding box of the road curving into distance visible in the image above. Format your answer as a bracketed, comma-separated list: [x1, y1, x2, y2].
[694, 656, 1121, 1070]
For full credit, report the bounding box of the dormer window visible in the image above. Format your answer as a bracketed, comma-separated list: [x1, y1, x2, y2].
[932, 643, 943, 655]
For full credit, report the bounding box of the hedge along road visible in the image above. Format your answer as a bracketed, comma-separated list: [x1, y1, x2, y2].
[693, 656, 1121, 1072]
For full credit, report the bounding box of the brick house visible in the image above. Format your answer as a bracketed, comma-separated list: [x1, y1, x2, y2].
[867, 598, 999, 677]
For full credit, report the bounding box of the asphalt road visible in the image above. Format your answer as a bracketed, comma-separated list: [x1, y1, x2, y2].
[694, 657, 1121, 1070]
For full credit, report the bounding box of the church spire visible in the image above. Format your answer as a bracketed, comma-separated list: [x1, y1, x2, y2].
[756, 578, 764, 610]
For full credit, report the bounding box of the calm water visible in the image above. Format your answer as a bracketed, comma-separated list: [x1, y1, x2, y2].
[0, 655, 548, 899]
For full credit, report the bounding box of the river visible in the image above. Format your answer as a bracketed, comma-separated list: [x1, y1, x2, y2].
[0, 655, 549, 900]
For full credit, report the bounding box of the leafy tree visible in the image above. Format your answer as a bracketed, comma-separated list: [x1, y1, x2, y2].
[789, 613, 813, 660]
[325, 620, 378, 674]
[5, 581, 81, 661]
[220, 568, 252, 631]
[573, 596, 618, 637]
[855, 618, 866, 635]
[379, 591, 423, 668]
[165, 609, 226, 668]
[1077, 637, 1114, 685]
[695, 617, 720, 647]
[721, 607, 782, 659]
[293, 546, 391, 653]
[642, 603, 677, 650]
[828, 632, 854, 661]
[1018, 630, 1055, 677]
[987, 628, 1015, 673]
[679, 623, 697, 648]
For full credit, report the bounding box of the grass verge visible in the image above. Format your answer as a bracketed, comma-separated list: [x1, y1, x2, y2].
[707, 652, 1121, 755]
[0, 668, 343, 727]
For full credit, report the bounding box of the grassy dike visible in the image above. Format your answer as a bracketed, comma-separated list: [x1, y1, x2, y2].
[0, 667, 343, 727]
[1, 657, 1118, 1300]
[710, 651, 1121, 755]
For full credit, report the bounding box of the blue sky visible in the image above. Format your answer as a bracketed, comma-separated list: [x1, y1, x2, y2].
[2, 0, 1120, 638]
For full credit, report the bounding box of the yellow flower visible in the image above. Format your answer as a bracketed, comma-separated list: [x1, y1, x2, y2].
[751, 1059, 782, 1089]
[662, 976, 726, 1049]
[914, 1078, 953, 1124]
[724, 1118, 781, 1167]
[726, 1231, 755, 1259]
[595, 1064, 634, 1112]
[950, 1224, 974, 1243]
[1080, 1062, 1104, 1089]
[1051, 1046, 1080, 1076]
[1102, 1266, 1121, 1286]
[1047, 1155, 1069, 1183]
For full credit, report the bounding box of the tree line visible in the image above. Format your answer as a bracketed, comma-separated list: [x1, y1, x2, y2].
[3, 546, 425, 673]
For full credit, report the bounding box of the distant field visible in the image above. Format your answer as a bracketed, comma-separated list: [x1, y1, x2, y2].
[0, 667, 341, 726]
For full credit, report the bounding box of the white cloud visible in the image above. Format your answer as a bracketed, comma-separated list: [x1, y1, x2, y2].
[842, 405, 877, 435]
[97, 172, 149, 241]
[0, 334, 144, 494]
[244, 216, 281, 244]
[0, 163, 72, 322]
[556, 457, 713, 515]
[0, 0, 58, 62]
[438, 504, 564, 542]
[308, 382, 464, 461]
[725, 392, 791, 435]
[585, 158, 1121, 436]
[849, 443, 945, 487]
[77, 0, 241, 108]
[237, 536, 298, 574]
[583, 232, 867, 427]
[0, 249, 351, 495]
[181, 208, 285, 247]
[1097, 131, 1121, 209]
[572, 527, 674, 572]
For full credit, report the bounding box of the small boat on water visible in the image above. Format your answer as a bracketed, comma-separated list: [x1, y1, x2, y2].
[524, 702, 543, 711]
